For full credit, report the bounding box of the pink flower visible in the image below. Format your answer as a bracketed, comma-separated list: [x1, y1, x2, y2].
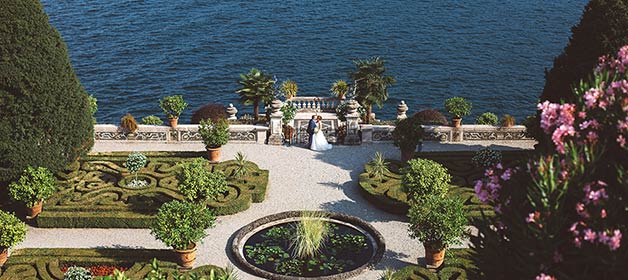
[535, 273, 557, 280]
[574, 237, 582, 248]
[500, 168, 512, 181]
[526, 212, 536, 223]
[569, 222, 579, 234]
[583, 228, 597, 242]
[584, 88, 604, 109]
[601, 209, 607, 218]
[609, 230, 622, 250]
[585, 131, 598, 143]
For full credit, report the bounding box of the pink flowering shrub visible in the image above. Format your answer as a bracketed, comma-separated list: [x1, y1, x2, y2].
[471, 46, 628, 279]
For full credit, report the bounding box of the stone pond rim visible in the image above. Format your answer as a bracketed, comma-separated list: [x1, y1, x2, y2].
[230, 211, 386, 280]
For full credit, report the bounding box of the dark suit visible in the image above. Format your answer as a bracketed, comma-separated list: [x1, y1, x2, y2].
[307, 119, 317, 148]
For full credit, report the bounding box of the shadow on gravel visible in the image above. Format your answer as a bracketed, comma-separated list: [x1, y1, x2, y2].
[374, 249, 415, 270]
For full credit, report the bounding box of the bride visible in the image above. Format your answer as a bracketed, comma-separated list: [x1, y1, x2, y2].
[310, 116, 332, 151]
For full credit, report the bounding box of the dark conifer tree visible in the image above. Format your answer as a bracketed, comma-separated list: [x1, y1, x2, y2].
[0, 0, 94, 181]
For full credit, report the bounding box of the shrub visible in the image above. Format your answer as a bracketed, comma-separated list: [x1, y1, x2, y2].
[64, 266, 93, 280]
[330, 80, 349, 99]
[150, 200, 216, 250]
[141, 115, 163, 125]
[159, 95, 188, 120]
[8, 166, 57, 207]
[120, 114, 138, 132]
[177, 158, 228, 203]
[444, 96, 472, 119]
[413, 109, 448, 125]
[280, 101, 297, 124]
[0, 210, 27, 248]
[0, 0, 94, 181]
[232, 152, 250, 178]
[471, 147, 502, 168]
[501, 114, 516, 126]
[476, 112, 498, 125]
[125, 152, 147, 186]
[199, 119, 229, 149]
[335, 102, 366, 122]
[392, 117, 423, 151]
[408, 194, 468, 250]
[191, 103, 226, 124]
[280, 80, 298, 99]
[401, 158, 450, 201]
[367, 152, 389, 178]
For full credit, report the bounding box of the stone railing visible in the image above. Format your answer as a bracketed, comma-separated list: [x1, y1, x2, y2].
[287, 96, 342, 113]
[358, 124, 531, 143]
[94, 124, 269, 144]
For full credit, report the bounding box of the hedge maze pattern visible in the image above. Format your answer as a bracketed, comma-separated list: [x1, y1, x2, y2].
[38, 152, 269, 228]
[359, 151, 528, 218]
[391, 249, 478, 280]
[0, 248, 224, 280]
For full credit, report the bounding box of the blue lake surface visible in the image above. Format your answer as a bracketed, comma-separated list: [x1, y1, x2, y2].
[41, 0, 587, 123]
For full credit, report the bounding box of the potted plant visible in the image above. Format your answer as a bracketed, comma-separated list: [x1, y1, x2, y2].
[198, 118, 229, 163]
[401, 158, 451, 202]
[392, 117, 423, 162]
[141, 115, 163, 125]
[120, 113, 138, 139]
[501, 114, 516, 127]
[159, 95, 188, 127]
[0, 210, 27, 267]
[280, 80, 298, 99]
[177, 157, 228, 205]
[124, 152, 148, 188]
[8, 166, 57, 219]
[444, 96, 472, 128]
[330, 80, 349, 99]
[476, 112, 499, 125]
[408, 194, 468, 268]
[150, 200, 216, 268]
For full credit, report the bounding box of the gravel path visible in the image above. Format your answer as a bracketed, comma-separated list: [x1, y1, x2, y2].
[16, 141, 530, 279]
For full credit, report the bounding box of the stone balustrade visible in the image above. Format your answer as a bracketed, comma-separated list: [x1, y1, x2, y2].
[287, 96, 341, 113]
[359, 124, 531, 143]
[94, 124, 269, 144]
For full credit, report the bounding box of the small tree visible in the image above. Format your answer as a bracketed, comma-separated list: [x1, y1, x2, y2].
[125, 152, 147, 186]
[401, 158, 451, 202]
[349, 57, 396, 124]
[330, 80, 349, 99]
[198, 119, 230, 149]
[159, 95, 188, 120]
[8, 166, 57, 207]
[150, 200, 216, 250]
[408, 194, 468, 251]
[0, 210, 27, 249]
[236, 68, 276, 121]
[177, 158, 228, 203]
[280, 80, 298, 99]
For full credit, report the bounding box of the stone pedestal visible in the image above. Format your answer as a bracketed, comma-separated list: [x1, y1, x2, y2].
[344, 100, 361, 145]
[268, 100, 284, 145]
[226, 103, 238, 120]
[397, 100, 408, 120]
[452, 127, 463, 142]
[360, 124, 373, 143]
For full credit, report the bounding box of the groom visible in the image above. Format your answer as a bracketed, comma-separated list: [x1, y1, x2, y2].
[306, 115, 317, 149]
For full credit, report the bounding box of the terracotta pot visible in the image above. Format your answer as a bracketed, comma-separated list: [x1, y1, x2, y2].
[169, 117, 178, 127]
[207, 147, 221, 163]
[174, 243, 197, 268]
[452, 118, 462, 128]
[0, 247, 8, 267]
[26, 200, 43, 219]
[400, 146, 415, 162]
[424, 243, 446, 268]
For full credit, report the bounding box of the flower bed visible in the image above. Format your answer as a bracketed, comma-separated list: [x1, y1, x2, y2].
[60, 264, 130, 276]
[37, 152, 269, 228]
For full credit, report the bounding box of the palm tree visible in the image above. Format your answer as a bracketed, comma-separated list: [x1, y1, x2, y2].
[349, 57, 396, 123]
[236, 68, 276, 121]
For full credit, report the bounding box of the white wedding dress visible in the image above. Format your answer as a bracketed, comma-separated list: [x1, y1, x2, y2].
[310, 124, 332, 151]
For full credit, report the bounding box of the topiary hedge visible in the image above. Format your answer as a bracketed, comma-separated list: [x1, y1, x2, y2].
[0, 248, 224, 279]
[358, 151, 529, 219]
[0, 0, 94, 182]
[390, 248, 478, 280]
[37, 152, 269, 228]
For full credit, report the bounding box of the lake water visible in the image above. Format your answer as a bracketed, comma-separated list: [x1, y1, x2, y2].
[41, 0, 587, 123]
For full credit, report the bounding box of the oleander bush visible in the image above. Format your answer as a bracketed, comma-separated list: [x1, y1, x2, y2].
[191, 103, 226, 124]
[0, 210, 27, 248]
[413, 109, 449, 125]
[0, 0, 94, 181]
[177, 158, 228, 203]
[8, 166, 57, 207]
[141, 115, 163, 125]
[150, 200, 215, 250]
[475, 112, 498, 125]
[402, 158, 451, 202]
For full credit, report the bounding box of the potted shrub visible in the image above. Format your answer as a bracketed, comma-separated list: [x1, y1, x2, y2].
[159, 95, 188, 127]
[444, 96, 472, 128]
[330, 80, 349, 99]
[408, 194, 468, 268]
[501, 114, 516, 127]
[280, 80, 298, 99]
[177, 157, 228, 204]
[0, 210, 27, 267]
[401, 158, 451, 202]
[476, 112, 498, 125]
[150, 200, 216, 268]
[120, 113, 138, 138]
[8, 166, 57, 218]
[141, 115, 163, 125]
[124, 152, 148, 188]
[392, 117, 423, 162]
[198, 119, 229, 163]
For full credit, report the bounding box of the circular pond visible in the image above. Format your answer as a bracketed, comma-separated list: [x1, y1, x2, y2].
[231, 211, 385, 279]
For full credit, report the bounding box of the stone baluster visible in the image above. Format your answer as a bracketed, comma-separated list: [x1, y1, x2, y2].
[397, 100, 408, 120]
[226, 103, 238, 120]
[268, 100, 284, 145]
[344, 100, 361, 145]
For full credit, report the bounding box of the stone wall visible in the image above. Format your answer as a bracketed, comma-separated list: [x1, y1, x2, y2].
[361, 124, 531, 143]
[94, 124, 269, 144]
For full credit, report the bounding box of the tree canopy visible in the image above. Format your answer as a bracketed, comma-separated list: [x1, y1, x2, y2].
[236, 68, 276, 121]
[349, 57, 395, 124]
